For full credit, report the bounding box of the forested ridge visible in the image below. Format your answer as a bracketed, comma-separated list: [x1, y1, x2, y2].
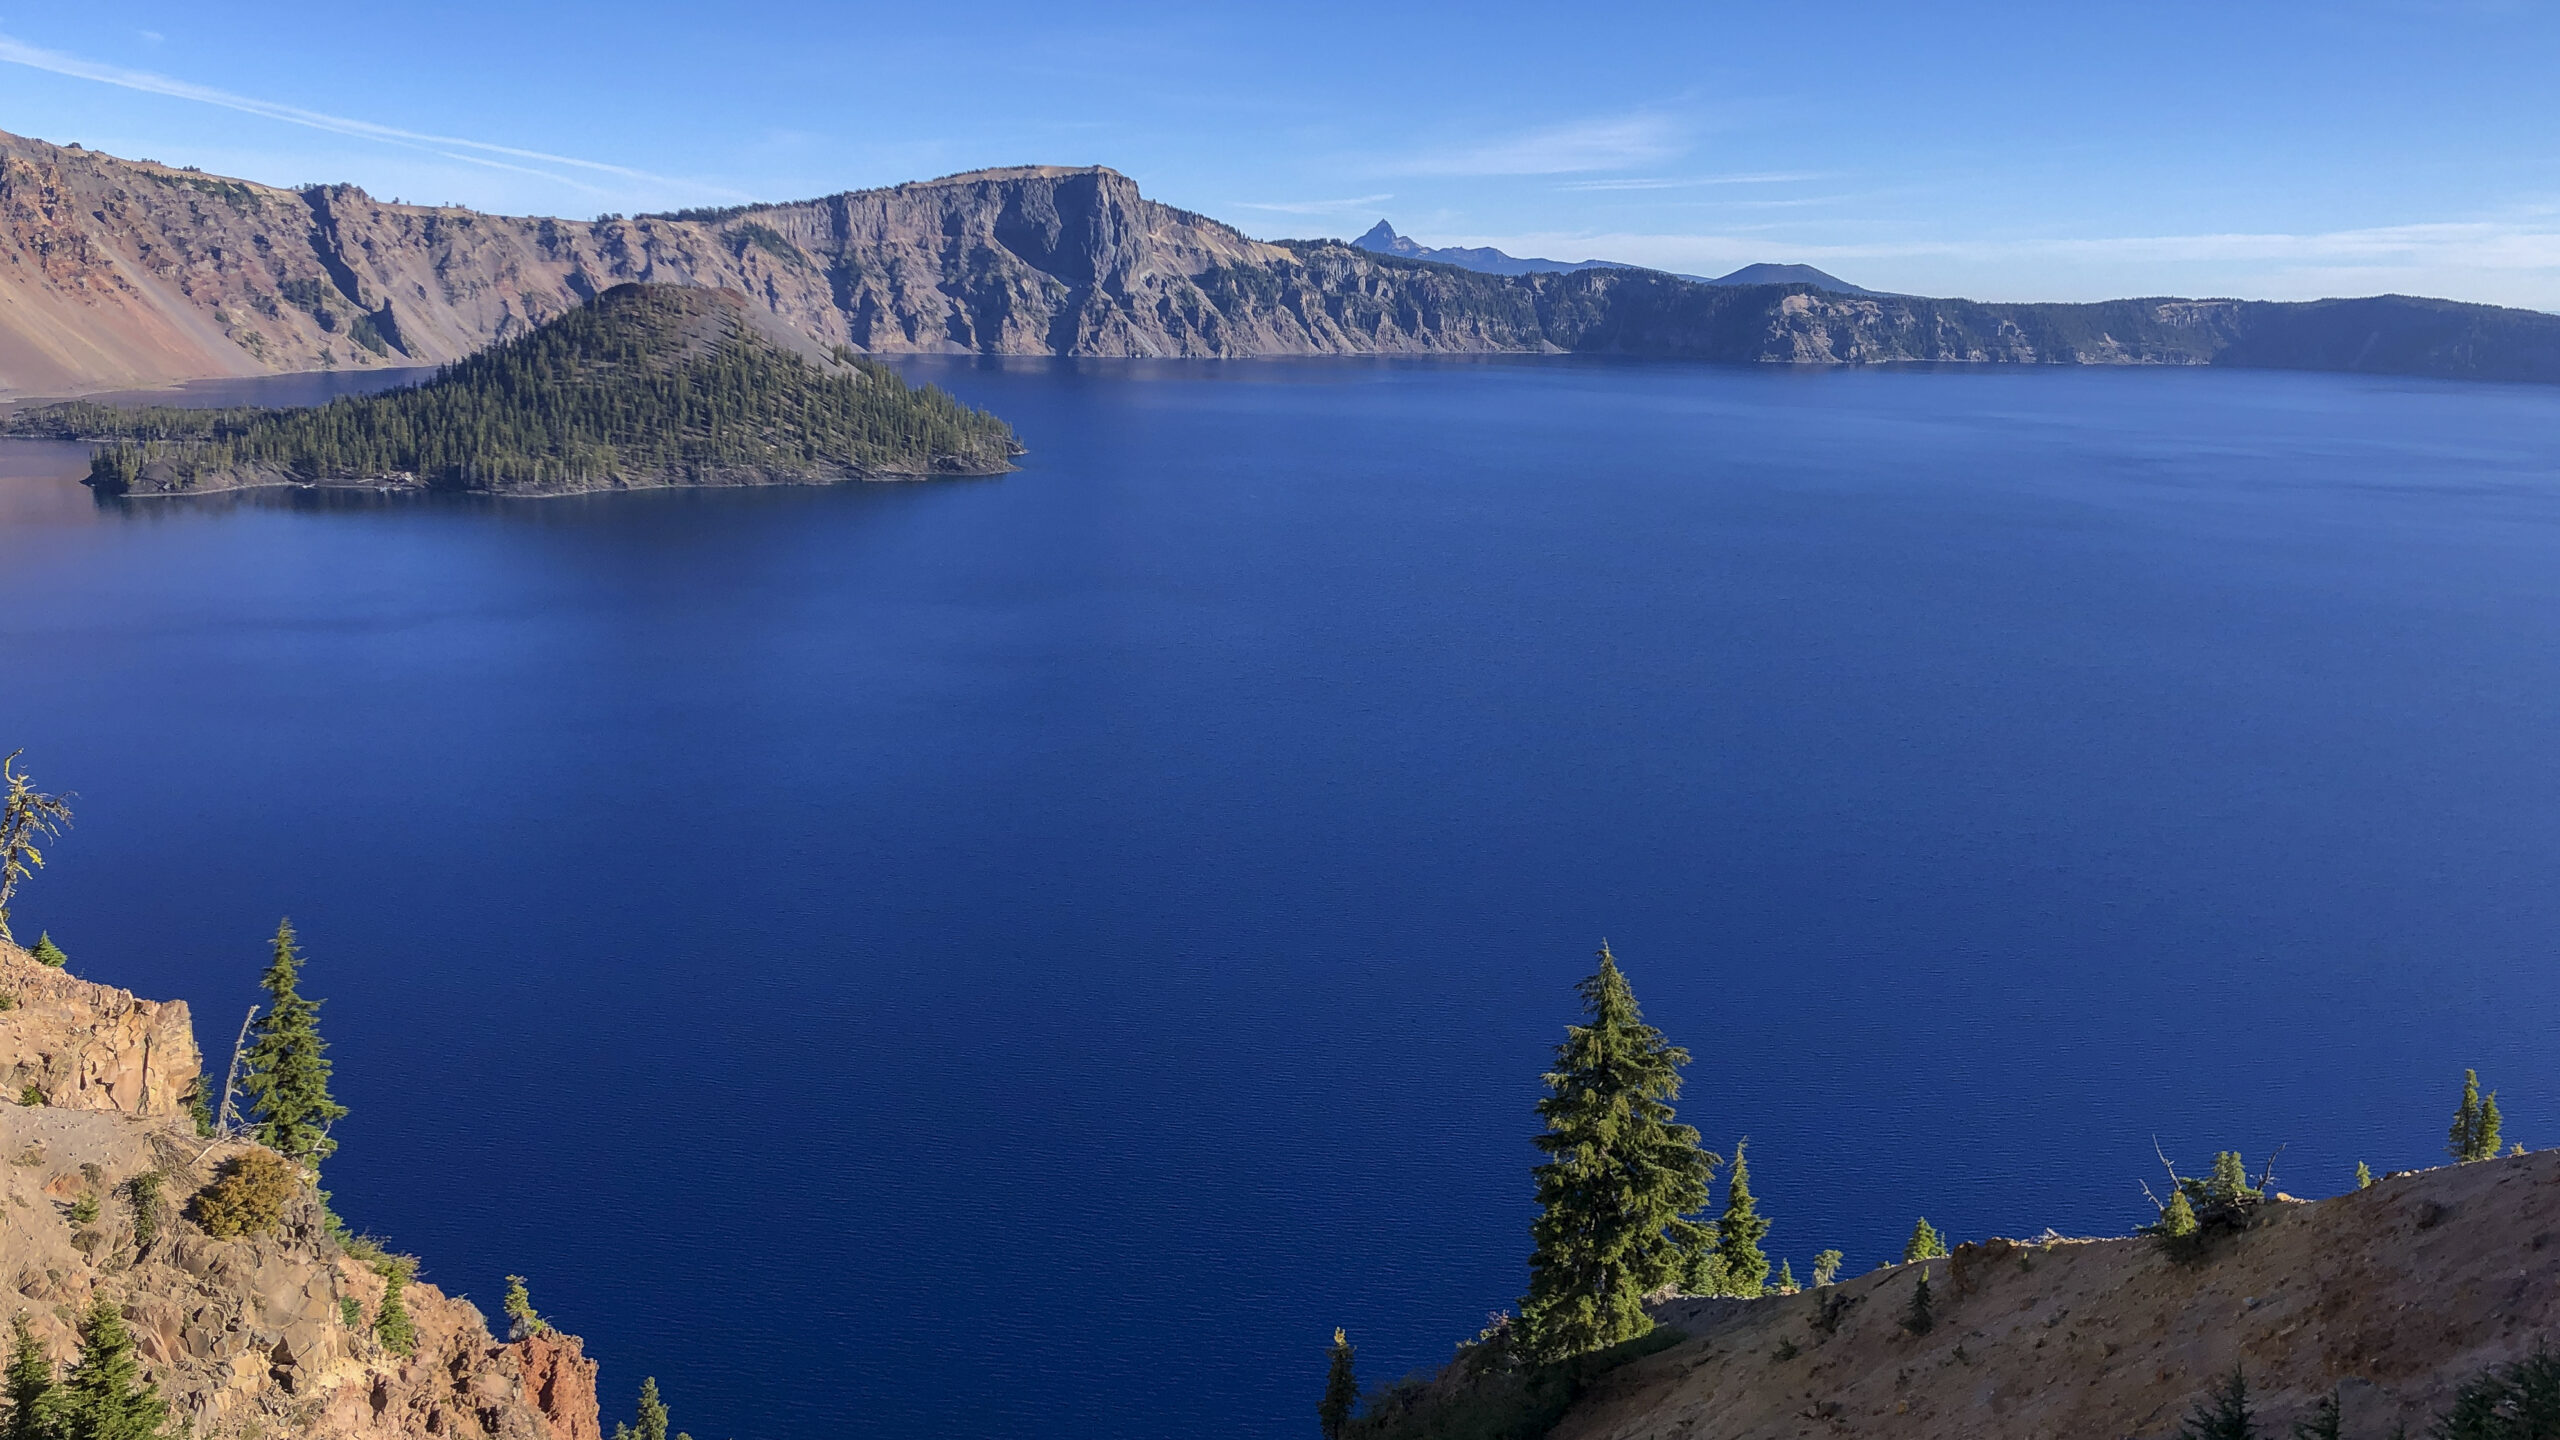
[6, 284, 1019, 496]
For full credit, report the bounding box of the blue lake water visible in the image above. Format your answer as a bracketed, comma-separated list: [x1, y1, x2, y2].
[3, 357, 2559, 1439]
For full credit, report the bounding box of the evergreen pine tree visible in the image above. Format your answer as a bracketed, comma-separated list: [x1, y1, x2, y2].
[1678, 1233, 1730, 1298]
[633, 1378, 668, 1440]
[55, 1298, 166, 1440]
[2289, 1389, 2341, 1440]
[1716, 1139, 1772, 1297]
[3, 1314, 56, 1440]
[2158, 1190, 2200, 1240]
[2354, 1162, 2373, 1191]
[2198, 1151, 2262, 1209]
[501, 1277, 548, 1340]
[1319, 1330, 1357, 1440]
[373, 1259, 417, 1358]
[2178, 1366, 2256, 1440]
[1900, 1269, 1933, 1335]
[2451, 1070, 2484, 1162]
[1903, 1218, 1946, 1263]
[1774, 1260, 1797, 1294]
[240, 920, 348, 1169]
[27, 935, 65, 969]
[1519, 944, 1717, 1363]
[2477, 1091, 2503, 1162]
[1811, 1249, 1843, 1287]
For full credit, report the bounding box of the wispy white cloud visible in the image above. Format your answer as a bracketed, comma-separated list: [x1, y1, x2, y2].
[1560, 172, 1822, 192]
[1232, 193, 1395, 215]
[1387, 114, 1686, 177]
[0, 30, 743, 200]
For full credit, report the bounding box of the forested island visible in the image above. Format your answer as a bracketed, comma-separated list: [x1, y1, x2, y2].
[4, 284, 1020, 497]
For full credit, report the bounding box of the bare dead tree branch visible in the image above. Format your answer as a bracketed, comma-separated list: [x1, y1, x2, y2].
[217, 1004, 258, 1137]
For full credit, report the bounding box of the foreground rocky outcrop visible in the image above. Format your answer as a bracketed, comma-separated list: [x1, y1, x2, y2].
[1530, 1150, 2560, 1440]
[5, 128, 2558, 396]
[0, 941, 600, 1440]
[0, 940, 197, 1115]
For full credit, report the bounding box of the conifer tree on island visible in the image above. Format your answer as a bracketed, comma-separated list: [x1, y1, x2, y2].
[1903, 1217, 1947, 1263]
[1519, 943, 1716, 1364]
[1715, 1138, 1772, 1297]
[1319, 1329, 1357, 1440]
[240, 920, 348, 1170]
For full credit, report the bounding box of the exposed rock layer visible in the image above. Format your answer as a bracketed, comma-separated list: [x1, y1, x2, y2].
[1546, 1150, 2560, 1440]
[5, 129, 2557, 394]
[0, 939, 198, 1116]
[0, 948, 600, 1440]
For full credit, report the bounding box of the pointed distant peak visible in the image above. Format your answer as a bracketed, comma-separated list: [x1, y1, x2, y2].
[1353, 221, 1427, 258]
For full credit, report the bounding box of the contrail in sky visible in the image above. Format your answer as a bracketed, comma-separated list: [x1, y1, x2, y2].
[0, 32, 744, 200]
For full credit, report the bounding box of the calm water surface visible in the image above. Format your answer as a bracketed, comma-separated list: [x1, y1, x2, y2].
[3, 358, 2558, 1439]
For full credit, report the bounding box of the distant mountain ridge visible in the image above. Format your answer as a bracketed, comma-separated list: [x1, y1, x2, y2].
[1, 129, 2556, 392]
[1352, 220, 1882, 295]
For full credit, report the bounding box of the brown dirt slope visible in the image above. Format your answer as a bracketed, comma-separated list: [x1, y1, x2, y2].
[1552, 1153, 2560, 1440]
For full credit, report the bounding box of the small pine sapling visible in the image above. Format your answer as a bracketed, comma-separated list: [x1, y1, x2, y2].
[124, 1172, 161, 1251]
[2354, 1161, 2372, 1191]
[26, 936, 65, 970]
[5, 1312, 57, 1440]
[59, 1296, 168, 1440]
[1319, 1329, 1357, 1440]
[372, 1257, 417, 1358]
[1774, 1259, 1798, 1294]
[2437, 1071, 2498, 1158]
[501, 1276, 549, 1341]
[2177, 1365, 2255, 1440]
[1903, 1217, 1946, 1263]
[1811, 1249, 1843, 1287]
[2154, 1190, 2200, 1245]
[1716, 1139, 1773, 1296]
[1901, 1269, 1934, 1335]
[2290, 1387, 2341, 1440]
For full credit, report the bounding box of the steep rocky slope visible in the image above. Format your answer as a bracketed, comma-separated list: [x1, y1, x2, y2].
[1537, 1151, 2560, 1440]
[0, 940, 600, 1440]
[7, 127, 2559, 395]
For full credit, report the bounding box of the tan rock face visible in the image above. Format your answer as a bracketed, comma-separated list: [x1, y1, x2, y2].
[0, 940, 198, 1116]
[1545, 1149, 2560, 1440]
[0, 964, 600, 1440]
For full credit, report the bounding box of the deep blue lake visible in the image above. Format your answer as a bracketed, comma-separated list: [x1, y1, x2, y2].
[4, 357, 2559, 1439]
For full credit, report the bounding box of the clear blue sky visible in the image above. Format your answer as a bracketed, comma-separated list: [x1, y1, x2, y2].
[3, 0, 2555, 306]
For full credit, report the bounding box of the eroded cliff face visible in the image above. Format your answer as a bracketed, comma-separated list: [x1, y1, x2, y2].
[6, 128, 2558, 395]
[0, 949, 600, 1440]
[0, 940, 198, 1116]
